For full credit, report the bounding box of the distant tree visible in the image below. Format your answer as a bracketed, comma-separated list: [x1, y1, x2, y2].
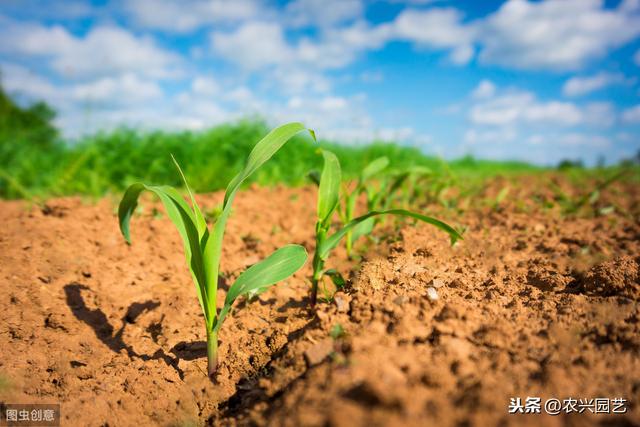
[557, 159, 584, 170]
[0, 80, 58, 151]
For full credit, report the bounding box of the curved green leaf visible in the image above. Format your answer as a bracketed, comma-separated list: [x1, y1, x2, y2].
[171, 154, 207, 238]
[317, 150, 341, 224]
[319, 209, 463, 260]
[361, 156, 389, 182]
[214, 244, 308, 331]
[223, 122, 315, 207]
[349, 216, 374, 246]
[203, 123, 315, 321]
[118, 183, 209, 320]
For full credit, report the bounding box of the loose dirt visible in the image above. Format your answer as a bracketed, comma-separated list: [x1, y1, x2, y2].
[0, 177, 639, 427]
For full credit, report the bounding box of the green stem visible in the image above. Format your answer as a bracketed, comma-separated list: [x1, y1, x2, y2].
[207, 329, 218, 379]
[310, 224, 326, 307]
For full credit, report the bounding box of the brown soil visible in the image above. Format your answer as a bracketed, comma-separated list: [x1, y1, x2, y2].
[1, 178, 639, 427]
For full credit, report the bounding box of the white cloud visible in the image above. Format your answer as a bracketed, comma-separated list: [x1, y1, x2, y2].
[271, 67, 331, 94]
[528, 133, 612, 148]
[558, 133, 611, 147]
[71, 73, 162, 106]
[464, 127, 517, 144]
[468, 84, 619, 131]
[392, 8, 475, 64]
[125, 0, 263, 32]
[622, 104, 640, 123]
[477, 0, 640, 70]
[211, 22, 292, 70]
[0, 20, 181, 79]
[470, 90, 583, 127]
[285, 0, 363, 28]
[471, 79, 496, 99]
[0, 62, 63, 103]
[191, 76, 219, 96]
[562, 72, 627, 96]
[583, 102, 616, 127]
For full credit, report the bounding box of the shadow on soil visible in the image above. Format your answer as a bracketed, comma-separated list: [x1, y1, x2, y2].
[63, 282, 185, 379]
[217, 315, 320, 421]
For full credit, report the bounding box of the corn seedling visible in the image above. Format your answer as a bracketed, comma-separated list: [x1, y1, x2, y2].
[118, 123, 314, 379]
[549, 169, 627, 216]
[310, 150, 463, 305]
[492, 186, 510, 211]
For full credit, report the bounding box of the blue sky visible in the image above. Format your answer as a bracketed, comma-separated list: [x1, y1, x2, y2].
[1, 0, 640, 165]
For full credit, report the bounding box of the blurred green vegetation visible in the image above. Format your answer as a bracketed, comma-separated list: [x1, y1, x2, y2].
[3, 85, 637, 201]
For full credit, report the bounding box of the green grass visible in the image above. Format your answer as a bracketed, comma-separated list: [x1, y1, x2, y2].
[1, 119, 542, 200]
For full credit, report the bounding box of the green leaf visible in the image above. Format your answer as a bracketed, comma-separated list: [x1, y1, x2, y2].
[214, 244, 308, 331]
[349, 217, 374, 246]
[317, 150, 341, 224]
[171, 154, 207, 238]
[224, 123, 315, 207]
[319, 209, 463, 260]
[203, 123, 314, 323]
[361, 157, 389, 182]
[118, 183, 209, 320]
[324, 268, 346, 289]
[405, 165, 432, 176]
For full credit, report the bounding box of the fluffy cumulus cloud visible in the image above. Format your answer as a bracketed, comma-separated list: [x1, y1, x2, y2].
[622, 105, 640, 123]
[469, 90, 584, 127]
[210, 22, 292, 70]
[477, 0, 640, 70]
[125, 0, 263, 32]
[285, 0, 363, 28]
[0, 62, 63, 103]
[464, 80, 622, 155]
[527, 133, 612, 148]
[562, 72, 629, 97]
[471, 79, 496, 99]
[0, 18, 181, 79]
[391, 8, 475, 64]
[70, 73, 163, 106]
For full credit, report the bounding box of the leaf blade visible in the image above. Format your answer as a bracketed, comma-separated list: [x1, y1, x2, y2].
[361, 156, 389, 182]
[118, 183, 210, 322]
[319, 209, 463, 260]
[214, 244, 308, 331]
[203, 123, 315, 321]
[317, 150, 341, 224]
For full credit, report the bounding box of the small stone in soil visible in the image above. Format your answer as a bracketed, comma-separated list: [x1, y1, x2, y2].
[432, 278, 445, 288]
[304, 338, 334, 366]
[426, 287, 439, 301]
[334, 295, 350, 313]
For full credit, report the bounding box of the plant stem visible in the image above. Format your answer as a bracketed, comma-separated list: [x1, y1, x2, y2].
[310, 224, 327, 307]
[310, 254, 323, 307]
[206, 329, 218, 379]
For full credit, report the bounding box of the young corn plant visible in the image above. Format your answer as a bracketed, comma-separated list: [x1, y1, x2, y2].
[310, 150, 463, 305]
[549, 169, 627, 216]
[118, 123, 314, 379]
